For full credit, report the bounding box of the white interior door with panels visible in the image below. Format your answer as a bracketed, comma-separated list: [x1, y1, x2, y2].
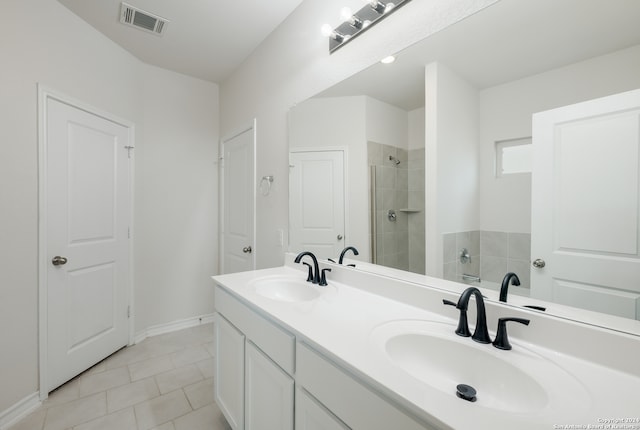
[531, 88, 640, 319]
[221, 123, 256, 274]
[42, 92, 132, 392]
[289, 150, 345, 259]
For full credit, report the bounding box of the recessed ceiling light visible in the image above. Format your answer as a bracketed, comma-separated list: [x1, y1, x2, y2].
[380, 55, 396, 64]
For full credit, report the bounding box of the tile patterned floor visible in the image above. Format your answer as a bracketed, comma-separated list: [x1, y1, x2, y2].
[9, 323, 232, 430]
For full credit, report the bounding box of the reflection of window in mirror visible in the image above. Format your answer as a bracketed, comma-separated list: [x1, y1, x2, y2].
[495, 137, 532, 177]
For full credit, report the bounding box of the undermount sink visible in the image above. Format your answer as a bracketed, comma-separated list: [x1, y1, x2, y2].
[249, 276, 327, 302]
[370, 320, 591, 414]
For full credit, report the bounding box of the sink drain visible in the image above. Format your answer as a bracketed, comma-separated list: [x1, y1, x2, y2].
[456, 384, 477, 402]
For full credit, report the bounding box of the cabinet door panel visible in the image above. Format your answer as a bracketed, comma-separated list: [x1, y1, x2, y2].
[245, 341, 294, 430]
[215, 313, 245, 430]
[296, 387, 350, 430]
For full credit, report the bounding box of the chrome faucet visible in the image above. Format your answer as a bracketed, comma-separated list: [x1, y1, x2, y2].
[338, 246, 359, 265]
[444, 287, 491, 344]
[499, 272, 520, 302]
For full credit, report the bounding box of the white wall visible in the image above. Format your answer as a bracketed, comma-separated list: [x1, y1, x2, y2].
[408, 108, 426, 151]
[0, 0, 218, 417]
[365, 97, 409, 150]
[135, 65, 219, 333]
[220, 0, 499, 269]
[425, 62, 480, 277]
[478, 44, 640, 233]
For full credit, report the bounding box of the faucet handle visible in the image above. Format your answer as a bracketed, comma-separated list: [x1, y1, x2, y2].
[492, 317, 530, 350]
[319, 268, 332, 286]
[442, 299, 471, 337]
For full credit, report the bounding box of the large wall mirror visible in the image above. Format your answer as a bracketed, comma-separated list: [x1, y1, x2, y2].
[288, 0, 640, 331]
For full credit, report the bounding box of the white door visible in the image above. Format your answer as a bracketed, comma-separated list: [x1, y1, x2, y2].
[289, 151, 345, 259]
[221, 125, 256, 274]
[45, 97, 131, 391]
[531, 88, 640, 319]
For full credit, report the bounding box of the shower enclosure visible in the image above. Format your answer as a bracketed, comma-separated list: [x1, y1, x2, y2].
[368, 141, 425, 274]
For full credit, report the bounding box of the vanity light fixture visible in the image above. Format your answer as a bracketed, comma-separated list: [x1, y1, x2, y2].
[322, 0, 412, 53]
[368, 0, 387, 14]
[321, 24, 349, 43]
[340, 8, 363, 29]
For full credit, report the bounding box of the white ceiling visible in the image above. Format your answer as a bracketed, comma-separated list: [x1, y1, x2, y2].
[57, 0, 304, 83]
[317, 0, 640, 110]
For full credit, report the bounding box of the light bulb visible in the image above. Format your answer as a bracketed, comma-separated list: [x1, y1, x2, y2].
[367, 1, 386, 14]
[380, 55, 396, 64]
[321, 23, 333, 37]
[341, 7, 362, 28]
[384, 2, 395, 13]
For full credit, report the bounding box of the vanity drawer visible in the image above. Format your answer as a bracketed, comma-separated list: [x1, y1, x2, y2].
[296, 342, 438, 430]
[215, 285, 295, 374]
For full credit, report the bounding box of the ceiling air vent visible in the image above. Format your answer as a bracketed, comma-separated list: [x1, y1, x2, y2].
[119, 2, 169, 36]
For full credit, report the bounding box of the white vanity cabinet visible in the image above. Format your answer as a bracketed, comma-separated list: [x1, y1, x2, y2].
[214, 286, 295, 430]
[214, 283, 436, 430]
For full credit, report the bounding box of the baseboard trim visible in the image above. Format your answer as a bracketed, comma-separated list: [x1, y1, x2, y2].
[134, 313, 215, 344]
[0, 392, 41, 430]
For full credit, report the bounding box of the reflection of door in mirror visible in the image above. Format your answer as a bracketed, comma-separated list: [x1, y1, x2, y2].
[288, 96, 425, 264]
[369, 142, 425, 274]
[532, 89, 640, 320]
[289, 150, 345, 259]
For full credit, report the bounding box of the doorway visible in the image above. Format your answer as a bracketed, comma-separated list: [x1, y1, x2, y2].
[289, 149, 346, 259]
[531, 88, 640, 319]
[220, 121, 256, 274]
[38, 87, 134, 395]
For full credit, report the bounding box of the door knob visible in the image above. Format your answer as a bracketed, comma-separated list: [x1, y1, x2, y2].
[52, 256, 68, 266]
[242, 246, 252, 254]
[532, 259, 546, 269]
[337, 234, 343, 240]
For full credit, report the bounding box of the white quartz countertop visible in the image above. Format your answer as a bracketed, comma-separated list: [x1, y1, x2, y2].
[212, 264, 640, 430]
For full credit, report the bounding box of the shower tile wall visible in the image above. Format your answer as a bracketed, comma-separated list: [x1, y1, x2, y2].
[370, 142, 409, 271]
[443, 230, 531, 288]
[443, 231, 480, 281]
